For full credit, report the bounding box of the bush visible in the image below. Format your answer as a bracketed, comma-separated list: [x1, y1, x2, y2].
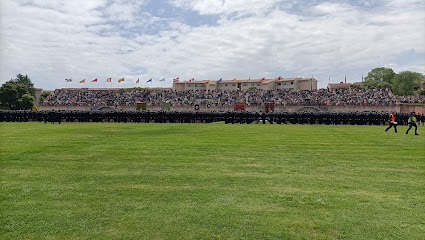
[39, 92, 51, 104]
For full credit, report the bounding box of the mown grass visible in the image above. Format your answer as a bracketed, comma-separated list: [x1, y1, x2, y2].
[0, 122, 424, 239]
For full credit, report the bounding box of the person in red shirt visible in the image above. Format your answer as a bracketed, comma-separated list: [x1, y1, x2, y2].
[385, 112, 397, 133]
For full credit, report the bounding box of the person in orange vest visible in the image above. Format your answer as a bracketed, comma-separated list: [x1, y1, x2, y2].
[385, 112, 397, 133]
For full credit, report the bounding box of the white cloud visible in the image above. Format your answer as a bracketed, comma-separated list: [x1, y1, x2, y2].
[1, 0, 424, 89]
[171, 0, 281, 16]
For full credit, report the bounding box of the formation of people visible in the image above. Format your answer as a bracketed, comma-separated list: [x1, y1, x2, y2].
[39, 88, 424, 108]
[1, 110, 423, 130]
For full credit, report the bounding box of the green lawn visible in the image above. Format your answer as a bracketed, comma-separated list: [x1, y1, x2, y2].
[1, 122, 424, 239]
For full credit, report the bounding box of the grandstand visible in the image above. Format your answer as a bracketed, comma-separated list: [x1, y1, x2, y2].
[37, 87, 425, 114]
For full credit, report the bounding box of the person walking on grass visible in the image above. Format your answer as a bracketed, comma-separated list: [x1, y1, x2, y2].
[406, 112, 419, 135]
[385, 112, 397, 133]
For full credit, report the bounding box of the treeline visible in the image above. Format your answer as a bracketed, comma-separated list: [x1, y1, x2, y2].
[363, 67, 424, 95]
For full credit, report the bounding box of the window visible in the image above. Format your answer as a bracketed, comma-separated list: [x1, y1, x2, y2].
[243, 83, 248, 87]
[232, 84, 236, 86]
[225, 84, 228, 87]
[256, 83, 261, 86]
[187, 84, 192, 87]
[277, 83, 281, 86]
[291, 82, 294, 85]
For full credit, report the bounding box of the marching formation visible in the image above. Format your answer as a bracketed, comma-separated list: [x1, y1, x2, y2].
[1, 110, 423, 129]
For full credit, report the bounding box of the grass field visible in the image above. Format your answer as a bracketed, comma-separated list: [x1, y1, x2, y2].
[1, 122, 424, 239]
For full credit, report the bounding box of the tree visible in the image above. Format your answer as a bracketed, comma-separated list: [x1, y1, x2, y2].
[363, 80, 378, 89]
[18, 94, 35, 109]
[376, 82, 392, 89]
[392, 71, 422, 95]
[15, 74, 35, 96]
[0, 80, 32, 109]
[364, 67, 396, 84]
[39, 92, 51, 104]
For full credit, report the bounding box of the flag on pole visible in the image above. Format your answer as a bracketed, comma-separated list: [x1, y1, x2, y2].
[189, 78, 194, 82]
[260, 77, 265, 81]
[173, 77, 179, 82]
[136, 79, 139, 84]
[118, 78, 124, 83]
[277, 76, 281, 80]
[203, 81, 209, 86]
[91, 78, 98, 82]
[146, 78, 152, 83]
[345, 75, 346, 84]
[106, 78, 111, 82]
[160, 78, 165, 81]
[217, 78, 222, 83]
[79, 79, 85, 83]
[65, 78, 72, 82]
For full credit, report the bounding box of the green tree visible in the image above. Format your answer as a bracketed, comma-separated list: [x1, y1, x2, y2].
[18, 94, 35, 109]
[39, 92, 51, 104]
[15, 73, 35, 96]
[392, 71, 422, 95]
[376, 82, 392, 89]
[364, 67, 396, 84]
[0, 80, 32, 109]
[363, 80, 378, 89]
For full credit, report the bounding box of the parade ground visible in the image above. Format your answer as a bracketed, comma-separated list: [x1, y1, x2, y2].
[1, 122, 424, 239]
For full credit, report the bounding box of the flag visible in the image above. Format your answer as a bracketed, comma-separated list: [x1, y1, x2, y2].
[147, 78, 152, 83]
[203, 81, 209, 86]
[217, 78, 222, 83]
[277, 76, 281, 80]
[79, 79, 85, 83]
[65, 78, 72, 82]
[249, 77, 250, 80]
[106, 78, 111, 82]
[160, 78, 165, 81]
[173, 77, 179, 82]
[189, 78, 194, 82]
[345, 75, 346, 84]
[91, 78, 98, 82]
[118, 78, 124, 83]
[136, 79, 139, 84]
[260, 77, 265, 81]
[233, 78, 236, 81]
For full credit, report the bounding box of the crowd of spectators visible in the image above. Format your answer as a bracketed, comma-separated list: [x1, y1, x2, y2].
[395, 95, 425, 104]
[41, 88, 410, 107]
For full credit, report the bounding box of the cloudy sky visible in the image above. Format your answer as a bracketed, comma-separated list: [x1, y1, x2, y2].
[1, 0, 424, 90]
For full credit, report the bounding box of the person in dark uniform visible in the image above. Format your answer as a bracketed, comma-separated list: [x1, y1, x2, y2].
[405, 112, 419, 135]
[385, 112, 397, 133]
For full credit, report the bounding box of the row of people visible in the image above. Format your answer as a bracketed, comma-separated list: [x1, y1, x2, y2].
[2, 110, 423, 126]
[41, 88, 417, 107]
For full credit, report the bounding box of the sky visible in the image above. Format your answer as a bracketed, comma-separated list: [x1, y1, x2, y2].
[1, 0, 424, 90]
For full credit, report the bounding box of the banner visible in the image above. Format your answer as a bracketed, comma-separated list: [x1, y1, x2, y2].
[234, 103, 245, 111]
[136, 102, 147, 111]
[265, 103, 275, 113]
